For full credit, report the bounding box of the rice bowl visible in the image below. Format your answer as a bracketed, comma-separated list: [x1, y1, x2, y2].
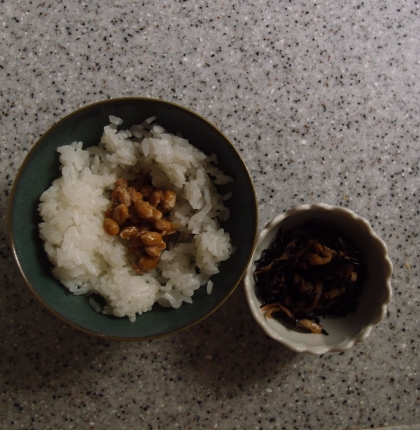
[9, 98, 257, 340]
[38, 116, 234, 322]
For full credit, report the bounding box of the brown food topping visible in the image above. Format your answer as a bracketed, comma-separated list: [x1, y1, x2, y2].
[104, 174, 179, 273]
[140, 231, 163, 246]
[134, 200, 154, 219]
[138, 255, 159, 271]
[104, 205, 116, 219]
[161, 189, 177, 212]
[115, 178, 128, 188]
[103, 218, 119, 236]
[151, 208, 163, 222]
[130, 233, 146, 249]
[131, 260, 145, 275]
[145, 245, 165, 258]
[119, 225, 140, 240]
[155, 218, 175, 232]
[149, 189, 163, 207]
[127, 186, 143, 203]
[113, 204, 129, 225]
[112, 185, 131, 207]
[139, 185, 154, 198]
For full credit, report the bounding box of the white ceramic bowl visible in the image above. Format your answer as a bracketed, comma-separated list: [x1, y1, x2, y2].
[244, 203, 393, 355]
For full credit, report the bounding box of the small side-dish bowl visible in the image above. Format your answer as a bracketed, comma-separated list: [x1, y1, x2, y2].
[244, 203, 392, 355]
[8, 97, 258, 340]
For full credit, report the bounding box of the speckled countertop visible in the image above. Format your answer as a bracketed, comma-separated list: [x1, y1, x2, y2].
[1, 1, 420, 429]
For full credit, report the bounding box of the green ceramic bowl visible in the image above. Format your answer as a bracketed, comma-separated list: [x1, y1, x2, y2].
[8, 97, 258, 340]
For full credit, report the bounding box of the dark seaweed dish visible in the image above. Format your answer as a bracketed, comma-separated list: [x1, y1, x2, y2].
[253, 222, 367, 335]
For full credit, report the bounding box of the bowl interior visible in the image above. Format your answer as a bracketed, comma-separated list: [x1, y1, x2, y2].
[246, 206, 392, 353]
[9, 98, 258, 340]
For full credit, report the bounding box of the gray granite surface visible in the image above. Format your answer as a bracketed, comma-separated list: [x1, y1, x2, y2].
[1, 0, 420, 429]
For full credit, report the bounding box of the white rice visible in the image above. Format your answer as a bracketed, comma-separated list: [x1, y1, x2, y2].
[38, 117, 234, 322]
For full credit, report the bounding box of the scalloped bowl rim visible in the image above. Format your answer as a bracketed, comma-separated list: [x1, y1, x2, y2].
[244, 203, 393, 355]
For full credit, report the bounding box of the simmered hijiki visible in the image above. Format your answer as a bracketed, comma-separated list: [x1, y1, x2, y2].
[253, 222, 367, 334]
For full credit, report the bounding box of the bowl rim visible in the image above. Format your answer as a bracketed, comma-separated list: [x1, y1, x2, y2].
[7, 96, 259, 341]
[244, 203, 393, 355]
